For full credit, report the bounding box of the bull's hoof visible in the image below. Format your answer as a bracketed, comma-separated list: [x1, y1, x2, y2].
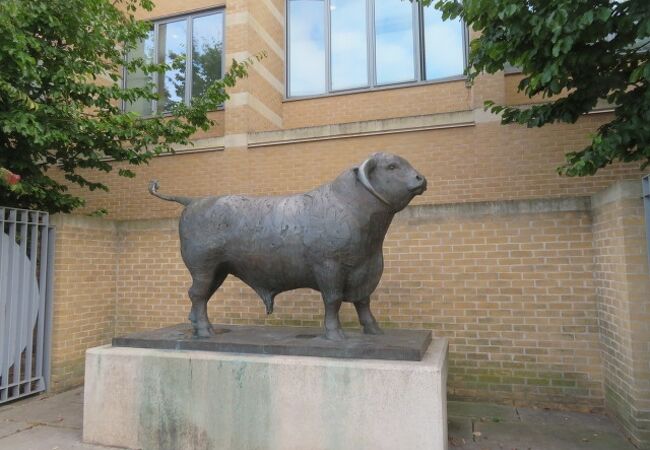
[324, 328, 346, 341]
[194, 325, 216, 338]
[363, 323, 384, 335]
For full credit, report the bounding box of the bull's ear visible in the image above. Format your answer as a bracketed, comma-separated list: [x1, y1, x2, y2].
[360, 157, 377, 178]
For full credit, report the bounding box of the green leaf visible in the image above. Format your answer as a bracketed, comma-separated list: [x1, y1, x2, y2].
[118, 169, 136, 178]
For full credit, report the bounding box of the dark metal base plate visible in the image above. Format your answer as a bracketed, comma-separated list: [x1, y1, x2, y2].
[112, 324, 432, 361]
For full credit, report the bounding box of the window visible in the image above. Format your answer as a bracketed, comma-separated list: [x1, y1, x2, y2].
[124, 10, 225, 115]
[287, 0, 466, 98]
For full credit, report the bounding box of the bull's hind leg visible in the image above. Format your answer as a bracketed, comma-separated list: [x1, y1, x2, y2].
[252, 288, 276, 315]
[188, 268, 227, 338]
[354, 297, 383, 335]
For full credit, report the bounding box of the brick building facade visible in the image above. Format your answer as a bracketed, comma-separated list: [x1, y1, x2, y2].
[47, 0, 649, 447]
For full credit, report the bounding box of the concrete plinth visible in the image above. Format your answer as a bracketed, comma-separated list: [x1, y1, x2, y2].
[83, 339, 448, 450]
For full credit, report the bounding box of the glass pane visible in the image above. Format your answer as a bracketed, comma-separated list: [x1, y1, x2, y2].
[288, 0, 326, 96]
[331, 0, 368, 91]
[423, 6, 464, 80]
[375, 0, 416, 85]
[157, 19, 187, 113]
[124, 30, 155, 116]
[192, 12, 224, 99]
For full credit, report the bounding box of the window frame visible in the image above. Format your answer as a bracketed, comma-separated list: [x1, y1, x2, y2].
[122, 8, 226, 115]
[285, 0, 468, 100]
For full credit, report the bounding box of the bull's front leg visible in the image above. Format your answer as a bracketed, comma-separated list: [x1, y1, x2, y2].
[323, 297, 345, 341]
[315, 262, 347, 341]
[354, 297, 383, 335]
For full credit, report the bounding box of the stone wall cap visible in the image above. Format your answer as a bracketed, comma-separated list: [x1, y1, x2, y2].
[591, 179, 643, 209]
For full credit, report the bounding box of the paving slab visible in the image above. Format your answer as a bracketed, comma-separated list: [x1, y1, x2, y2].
[516, 406, 621, 433]
[0, 419, 34, 439]
[471, 420, 634, 450]
[448, 400, 636, 450]
[0, 425, 124, 450]
[0, 388, 84, 430]
[448, 416, 474, 448]
[448, 400, 520, 423]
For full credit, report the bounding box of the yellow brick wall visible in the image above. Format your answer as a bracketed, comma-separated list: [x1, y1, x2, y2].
[66, 115, 639, 221]
[49, 216, 117, 393]
[283, 81, 472, 129]
[49, 200, 607, 410]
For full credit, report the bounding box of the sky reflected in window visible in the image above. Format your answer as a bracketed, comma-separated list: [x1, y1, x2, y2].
[375, 0, 415, 85]
[288, 0, 326, 96]
[331, 0, 368, 91]
[285, 0, 465, 97]
[423, 6, 464, 80]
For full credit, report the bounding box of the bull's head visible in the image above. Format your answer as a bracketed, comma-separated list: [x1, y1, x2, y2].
[357, 152, 427, 212]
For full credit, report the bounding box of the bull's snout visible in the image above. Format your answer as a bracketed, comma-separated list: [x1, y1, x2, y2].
[408, 173, 427, 195]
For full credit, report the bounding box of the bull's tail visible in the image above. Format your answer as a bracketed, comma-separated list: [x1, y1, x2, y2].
[148, 180, 194, 206]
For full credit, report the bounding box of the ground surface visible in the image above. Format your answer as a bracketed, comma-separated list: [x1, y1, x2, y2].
[0, 387, 637, 449]
[447, 400, 636, 450]
[0, 388, 120, 450]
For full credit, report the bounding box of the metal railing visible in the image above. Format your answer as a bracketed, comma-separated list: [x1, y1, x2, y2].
[0, 207, 55, 404]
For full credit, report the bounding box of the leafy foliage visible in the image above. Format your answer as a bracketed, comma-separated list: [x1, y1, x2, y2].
[0, 0, 260, 213]
[192, 43, 224, 100]
[423, 0, 650, 176]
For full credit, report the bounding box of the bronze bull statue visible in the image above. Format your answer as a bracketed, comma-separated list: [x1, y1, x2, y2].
[149, 152, 427, 340]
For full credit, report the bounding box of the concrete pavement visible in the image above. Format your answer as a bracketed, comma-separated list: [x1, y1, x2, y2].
[0, 388, 120, 450]
[0, 387, 637, 449]
[447, 400, 636, 450]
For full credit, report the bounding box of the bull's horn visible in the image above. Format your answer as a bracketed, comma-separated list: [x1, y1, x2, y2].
[358, 158, 392, 207]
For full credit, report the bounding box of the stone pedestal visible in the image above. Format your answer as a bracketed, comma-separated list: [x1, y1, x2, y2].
[83, 339, 448, 450]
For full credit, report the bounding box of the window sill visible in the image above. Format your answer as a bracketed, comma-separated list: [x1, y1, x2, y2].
[283, 75, 468, 103]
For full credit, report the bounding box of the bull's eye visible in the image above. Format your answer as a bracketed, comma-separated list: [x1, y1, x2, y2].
[387, 164, 397, 170]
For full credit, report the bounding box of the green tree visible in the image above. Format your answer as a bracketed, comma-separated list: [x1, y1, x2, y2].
[0, 0, 259, 213]
[425, 0, 650, 176]
[165, 41, 224, 109]
[192, 42, 224, 100]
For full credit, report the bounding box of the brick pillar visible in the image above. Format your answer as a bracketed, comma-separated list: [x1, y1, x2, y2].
[224, 0, 252, 150]
[224, 0, 284, 149]
[592, 180, 650, 449]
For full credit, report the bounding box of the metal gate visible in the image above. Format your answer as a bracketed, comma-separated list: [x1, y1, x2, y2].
[0, 207, 55, 404]
[643, 175, 650, 264]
